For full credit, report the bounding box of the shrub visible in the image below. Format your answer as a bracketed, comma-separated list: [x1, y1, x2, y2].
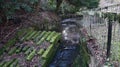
[0, 0, 39, 23]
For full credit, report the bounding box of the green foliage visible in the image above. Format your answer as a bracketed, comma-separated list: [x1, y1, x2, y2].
[20, 3, 33, 12]
[39, 0, 56, 11]
[49, 0, 100, 14]
[68, 0, 99, 8]
[29, 0, 38, 4]
[0, 0, 39, 22]
[111, 42, 120, 62]
[117, 14, 120, 23]
[60, 1, 78, 14]
[102, 13, 118, 21]
[72, 40, 90, 67]
[0, 18, 2, 23]
[47, 0, 56, 10]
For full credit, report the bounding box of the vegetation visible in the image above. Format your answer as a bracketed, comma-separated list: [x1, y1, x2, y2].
[50, 0, 100, 14]
[0, 0, 40, 23]
[0, 0, 100, 23]
[66, 0, 99, 8]
[0, 29, 61, 67]
[101, 12, 120, 22]
[111, 42, 120, 62]
[72, 35, 90, 67]
[0, 0, 101, 67]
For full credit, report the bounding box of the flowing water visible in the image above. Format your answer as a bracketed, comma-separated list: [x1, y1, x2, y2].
[49, 19, 81, 67]
[49, 14, 120, 67]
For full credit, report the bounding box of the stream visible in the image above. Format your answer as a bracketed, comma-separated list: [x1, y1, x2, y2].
[49, 19, 81, 67]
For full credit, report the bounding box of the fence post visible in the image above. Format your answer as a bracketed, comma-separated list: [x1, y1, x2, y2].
[107, 20, 112, 58]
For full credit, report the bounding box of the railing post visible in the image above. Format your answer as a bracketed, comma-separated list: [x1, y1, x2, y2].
[107, 20, 112, 58]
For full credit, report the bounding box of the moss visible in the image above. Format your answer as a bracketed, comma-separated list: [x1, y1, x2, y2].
[36, 31, 51, 45]
[42, 43, 60, 67]
[72, 38, 90, 67]
[5, 38, 17, 48]
[0, 30, 61, 66]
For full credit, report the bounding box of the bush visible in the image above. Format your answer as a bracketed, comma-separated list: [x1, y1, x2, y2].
[0, 0, 39, 23]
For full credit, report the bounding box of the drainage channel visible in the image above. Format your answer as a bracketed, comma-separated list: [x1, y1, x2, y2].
[49, 19, 81, 67]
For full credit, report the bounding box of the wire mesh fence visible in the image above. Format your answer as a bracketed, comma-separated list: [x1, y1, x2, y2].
[80, 13, 120, 66]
